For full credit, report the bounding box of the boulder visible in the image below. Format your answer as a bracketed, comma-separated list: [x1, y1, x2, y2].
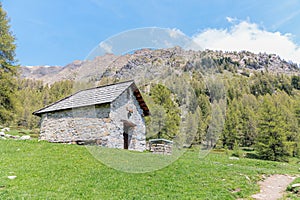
[291, 183, 300, 188]
[2, 127, 10, 132]
[19, 135, 31, 140]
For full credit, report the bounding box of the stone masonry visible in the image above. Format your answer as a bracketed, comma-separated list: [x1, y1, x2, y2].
[39, 86, 146, 151]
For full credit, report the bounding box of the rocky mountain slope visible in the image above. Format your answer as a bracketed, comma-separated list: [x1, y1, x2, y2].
[21, 47, 300, 84]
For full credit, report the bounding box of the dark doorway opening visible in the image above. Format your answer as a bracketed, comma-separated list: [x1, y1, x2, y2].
[122, 120, 135, 150]
[123, 132, 129, 149]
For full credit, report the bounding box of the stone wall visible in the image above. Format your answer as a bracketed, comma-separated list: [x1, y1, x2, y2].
[39, 104, 115, 145]
[39, 86, 146, 151]
[110, 86, 146, 151]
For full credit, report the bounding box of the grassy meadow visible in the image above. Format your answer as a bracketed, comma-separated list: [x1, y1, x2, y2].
[0, 139, 299, 200]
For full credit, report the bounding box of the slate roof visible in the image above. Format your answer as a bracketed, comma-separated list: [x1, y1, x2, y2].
[33, 80, 150, 116]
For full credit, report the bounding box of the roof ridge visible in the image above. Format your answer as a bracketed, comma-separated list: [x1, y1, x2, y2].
[95, 79, 134, 89]
[33, 80, 135, 115]
[32, 90, 79, 115]
[71, 79, 135, 94]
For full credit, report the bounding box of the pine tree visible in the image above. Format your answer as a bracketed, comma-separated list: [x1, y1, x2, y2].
[222, 100, 240, 149]
[274, 92, 300, 157]
[145, 103, 166, 139]
[146, 83, 180, 139]
[0, 4, 19, 124]
[239, 94, 258, 147]
[207, 100, 225, 148]
[255, 95, 289, 161]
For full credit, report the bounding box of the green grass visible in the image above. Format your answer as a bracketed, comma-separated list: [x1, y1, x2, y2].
[5, 127, 39, 138]
[285, 177, 300, 199]
[0, 139, 299, 200]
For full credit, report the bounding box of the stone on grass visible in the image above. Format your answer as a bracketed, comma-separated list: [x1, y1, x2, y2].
[292, 183, 300, 188]
[2, 127, 10, 132]
[7, 176, 17, 180]
[20, 135, 31, 140]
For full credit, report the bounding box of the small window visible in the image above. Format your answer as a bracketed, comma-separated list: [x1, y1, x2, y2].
[127, 111, 132, 119]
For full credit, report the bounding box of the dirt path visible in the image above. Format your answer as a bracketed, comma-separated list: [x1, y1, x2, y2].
[251, 174, 296, 200]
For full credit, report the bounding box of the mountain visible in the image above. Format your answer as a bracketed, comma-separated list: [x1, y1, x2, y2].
[20, 47, 300, 84]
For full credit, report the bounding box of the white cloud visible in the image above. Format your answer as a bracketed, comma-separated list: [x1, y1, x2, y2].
[193, 21, 300, 64]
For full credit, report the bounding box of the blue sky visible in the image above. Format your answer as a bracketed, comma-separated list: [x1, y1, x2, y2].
[2, 0, 300, 66]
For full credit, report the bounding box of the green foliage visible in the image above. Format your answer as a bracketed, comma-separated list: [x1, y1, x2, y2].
[250, 72, 295, 96]
[206, 100, 225, 148]
[291, 75, 300, 90]
[294, 94, 300, 126]
[150, 84, 173, 106]
[0, 4, 19, 125]
[142, 70, 300, 162]
[232, 141, 243, 158]
[217, 72, 300, 162]
[145, 103, 166, 138]
[255, 95, 289, 161]
[0, 3, 17, 73]
[222, 103, 239, 149]
[14, 79, 73, 128]
[250, 72, 275, 96]
[146, 84, 180, 139]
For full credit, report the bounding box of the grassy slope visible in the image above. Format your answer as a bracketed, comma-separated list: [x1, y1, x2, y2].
[0, 140, 299, 200]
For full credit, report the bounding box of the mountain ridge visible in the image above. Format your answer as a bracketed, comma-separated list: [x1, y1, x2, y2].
[20, 47, 300, 84]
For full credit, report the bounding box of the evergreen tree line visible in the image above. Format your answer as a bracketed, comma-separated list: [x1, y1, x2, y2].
[144, 71, 300, 161]
[222, 90, 300, 161]
[194, 72, 300, 161]
[14, 79, 73, 128]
